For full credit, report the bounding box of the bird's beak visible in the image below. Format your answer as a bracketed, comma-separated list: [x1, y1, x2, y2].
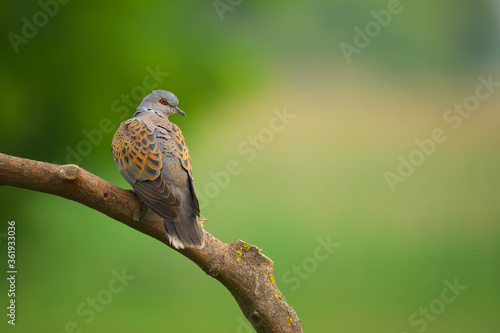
[174, 106, 186, 117]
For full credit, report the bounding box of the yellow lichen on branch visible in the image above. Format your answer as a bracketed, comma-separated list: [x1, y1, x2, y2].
[0, 152, 303, 333]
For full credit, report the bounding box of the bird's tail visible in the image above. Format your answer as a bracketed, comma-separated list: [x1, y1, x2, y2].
[163, 214, 204, 249]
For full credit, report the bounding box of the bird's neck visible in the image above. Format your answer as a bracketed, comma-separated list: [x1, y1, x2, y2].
[134, 109, 171, 122]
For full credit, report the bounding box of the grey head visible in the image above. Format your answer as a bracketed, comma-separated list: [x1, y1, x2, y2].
[135, 90, 186, 118]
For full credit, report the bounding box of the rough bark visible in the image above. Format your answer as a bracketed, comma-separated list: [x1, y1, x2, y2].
[0, 152, 302, 332]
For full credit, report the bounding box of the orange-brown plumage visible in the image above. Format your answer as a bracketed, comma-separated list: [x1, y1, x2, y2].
[111, 90, 203, 249]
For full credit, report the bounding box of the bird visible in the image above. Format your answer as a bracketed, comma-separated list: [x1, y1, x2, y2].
[111, 90, 204, 249]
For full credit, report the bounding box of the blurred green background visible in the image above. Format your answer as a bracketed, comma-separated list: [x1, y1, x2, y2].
[1, 0, 500, 332]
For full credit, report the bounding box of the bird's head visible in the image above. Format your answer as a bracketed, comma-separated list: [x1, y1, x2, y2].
[136, 90, 186, 118]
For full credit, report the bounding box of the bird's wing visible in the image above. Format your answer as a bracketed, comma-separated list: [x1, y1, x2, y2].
[165, 122, 200, 214]
[157, 124, 203, 247]
[166, 122, 194, 181]
[111, 118, 182, 220]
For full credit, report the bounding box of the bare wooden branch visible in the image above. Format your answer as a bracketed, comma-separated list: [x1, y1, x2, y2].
[0, 152, 302, 332]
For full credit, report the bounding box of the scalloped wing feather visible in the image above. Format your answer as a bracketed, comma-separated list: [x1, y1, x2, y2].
[166, 122, 194, 181]
[112, 118, 162, 184]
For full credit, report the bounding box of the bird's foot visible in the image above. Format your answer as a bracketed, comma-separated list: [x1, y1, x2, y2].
[133, 202, 148, 223]
[199, 216, 208, 229]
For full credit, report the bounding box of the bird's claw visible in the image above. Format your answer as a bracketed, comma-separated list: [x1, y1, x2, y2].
[199, 216, 208, 229]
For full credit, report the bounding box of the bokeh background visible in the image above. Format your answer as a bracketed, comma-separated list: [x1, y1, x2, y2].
[1, 1, 500, 332]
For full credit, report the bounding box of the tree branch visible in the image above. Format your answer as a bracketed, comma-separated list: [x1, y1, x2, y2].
[0, 153, 302, 332]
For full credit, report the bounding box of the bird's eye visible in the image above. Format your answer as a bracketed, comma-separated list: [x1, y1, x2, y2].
[160, 98, 168, 105]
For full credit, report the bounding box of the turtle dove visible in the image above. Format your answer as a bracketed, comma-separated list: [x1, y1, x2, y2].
[111, 90, 204, 249]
